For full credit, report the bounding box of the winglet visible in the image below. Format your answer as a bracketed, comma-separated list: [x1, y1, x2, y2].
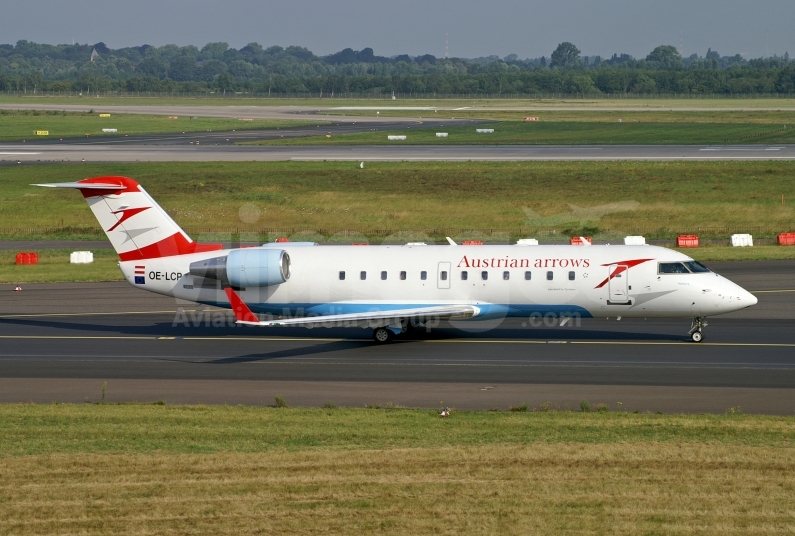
[224, 287, 260, 323]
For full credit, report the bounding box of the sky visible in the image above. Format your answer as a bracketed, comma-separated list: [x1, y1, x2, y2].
[5, 0, 794, 60]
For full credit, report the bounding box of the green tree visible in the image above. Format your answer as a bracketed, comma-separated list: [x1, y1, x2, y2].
[169, 55, 196, 81]
[200, 42, 229, 61]
[645, 45, 683, 69]
[550, 42, 581, 69]
[214, 72, 236, 92]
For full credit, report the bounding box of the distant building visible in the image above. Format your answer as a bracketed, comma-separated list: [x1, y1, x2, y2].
[90, 48, 100, 62]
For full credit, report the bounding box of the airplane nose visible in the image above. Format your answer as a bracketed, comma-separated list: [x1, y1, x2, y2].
[745, 289, 758, 307]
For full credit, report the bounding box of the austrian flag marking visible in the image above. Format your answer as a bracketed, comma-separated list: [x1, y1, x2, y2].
[134, 265, 146, 285]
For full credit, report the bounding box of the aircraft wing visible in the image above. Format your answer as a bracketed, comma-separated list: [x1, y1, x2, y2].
[224, 288, 478, 326]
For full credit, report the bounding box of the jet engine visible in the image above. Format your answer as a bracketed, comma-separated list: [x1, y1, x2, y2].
[189, 249, 290, 287]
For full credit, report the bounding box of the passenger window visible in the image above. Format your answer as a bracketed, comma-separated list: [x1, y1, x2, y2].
[400, 271, 406, 280]
[547, 271, 553, 281]
[658, 262, 690, 274]
[381, 271, 387, 280]
[339, 271, 345, 280]
[440, 271, 448, 281]
[421, 271, 427, 280]
[568, 271, 575, 281]
[461, 271, 468, 280]
[524, 271, 532, 280]
[683, 261, 711, 273]
[481, 271, 488, 280]
[360, 271, 367, 280]
[503, 271, 510, 280]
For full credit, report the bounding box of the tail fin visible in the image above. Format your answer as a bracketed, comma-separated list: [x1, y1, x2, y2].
[35, 176, 222, 260]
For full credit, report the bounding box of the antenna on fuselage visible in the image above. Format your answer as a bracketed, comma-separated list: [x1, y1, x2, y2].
[446, 237, 457, 246]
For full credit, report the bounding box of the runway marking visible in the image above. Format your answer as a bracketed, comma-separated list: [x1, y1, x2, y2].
[182, 336, 366, 342]
[752, 289, 795, 293]
[0, 335, 793, 347]
[0, 336, 156, 340]
[426, 339, 795, 347]
[0, 310, 193, 319]
[426, 339, 547, 344]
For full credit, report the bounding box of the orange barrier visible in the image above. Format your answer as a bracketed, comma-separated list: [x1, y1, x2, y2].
[15, 252, 38, 265]
[677, 235, 699, 248]
[777, 232, 795, 246]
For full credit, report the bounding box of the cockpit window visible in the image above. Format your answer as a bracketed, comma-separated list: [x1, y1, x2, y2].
[683, 261, 711, 273]
[659, 261, 713, 274]
[658, 262, 691, 274]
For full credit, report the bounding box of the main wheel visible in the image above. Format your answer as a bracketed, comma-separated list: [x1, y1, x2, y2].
[691, 330, 703, 343]
[373, 327, 394, 344]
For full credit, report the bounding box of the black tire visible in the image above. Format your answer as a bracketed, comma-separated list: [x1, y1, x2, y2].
[373, 327, 394, 344]
[691, 331, 703, 343]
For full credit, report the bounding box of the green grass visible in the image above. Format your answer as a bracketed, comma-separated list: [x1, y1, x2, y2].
[0, 248, 121, 283]
[677, 245, 795, 261]
[2, 161, 793, 237]
[0, 108, 322, 141]
[333, 108, 795, 123]
[1, 403, 792, 456]
[0, 405, 793, 534]
[249, 119, 795, 145]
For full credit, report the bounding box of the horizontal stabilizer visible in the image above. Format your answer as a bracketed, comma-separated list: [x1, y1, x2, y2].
[33, 182, 127, 189]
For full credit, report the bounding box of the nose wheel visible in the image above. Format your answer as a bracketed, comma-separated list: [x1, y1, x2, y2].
[688, 317, 707, 343]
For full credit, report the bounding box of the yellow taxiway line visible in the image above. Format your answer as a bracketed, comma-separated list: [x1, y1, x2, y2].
[0, 335, 792, 347]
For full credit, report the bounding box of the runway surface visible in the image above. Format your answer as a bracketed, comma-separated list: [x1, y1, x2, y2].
[4, 103, 795, 119]
[3, 143, 795, 163]
[1, 260, 793, 413]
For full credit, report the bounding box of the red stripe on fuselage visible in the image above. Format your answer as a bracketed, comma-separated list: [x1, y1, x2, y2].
[594, 258, 654, 289]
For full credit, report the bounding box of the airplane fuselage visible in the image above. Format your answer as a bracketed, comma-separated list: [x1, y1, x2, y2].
[118, 243, 756, 321]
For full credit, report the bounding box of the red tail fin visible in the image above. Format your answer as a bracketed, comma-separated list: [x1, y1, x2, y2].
[35, 176, 222, 260]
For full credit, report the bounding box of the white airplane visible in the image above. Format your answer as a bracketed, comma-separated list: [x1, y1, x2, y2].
[37, 176, 757, 343]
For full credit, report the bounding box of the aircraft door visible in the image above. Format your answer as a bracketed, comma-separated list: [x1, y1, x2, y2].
[437, 262, 451, 290]
[607, 264, 630, 304]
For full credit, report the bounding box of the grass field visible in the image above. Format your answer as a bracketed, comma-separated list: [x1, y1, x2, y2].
[2, 161, 793, 235]
[251, 119, 795, 145]
[0, 404, 793, 534]
[0, 109, 321, 141]
[0, 248, 120, 283]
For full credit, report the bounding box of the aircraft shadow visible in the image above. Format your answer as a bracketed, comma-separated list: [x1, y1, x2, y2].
[0, 317, 686, 343]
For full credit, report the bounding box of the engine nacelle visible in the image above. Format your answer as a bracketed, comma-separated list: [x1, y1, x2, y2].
[189, 249, 290, 288]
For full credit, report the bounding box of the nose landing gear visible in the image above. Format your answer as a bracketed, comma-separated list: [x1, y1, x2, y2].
[688, 317, 707, 343]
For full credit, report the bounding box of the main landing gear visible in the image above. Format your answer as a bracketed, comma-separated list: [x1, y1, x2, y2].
[688, 317, 708, 343]
[373, 327, 395, 344]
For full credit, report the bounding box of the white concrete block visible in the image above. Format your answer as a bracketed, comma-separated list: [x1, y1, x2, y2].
[70, 251, 94, 264]
[624, 236, 646, 245]
[731, 234, 753, 247]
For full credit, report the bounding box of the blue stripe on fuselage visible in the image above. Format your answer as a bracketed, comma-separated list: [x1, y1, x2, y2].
[197, 301, 593, 319]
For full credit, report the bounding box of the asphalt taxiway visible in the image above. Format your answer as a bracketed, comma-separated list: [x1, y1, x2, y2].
[4, 143, 795, 163]
[1, 260, 793, 413]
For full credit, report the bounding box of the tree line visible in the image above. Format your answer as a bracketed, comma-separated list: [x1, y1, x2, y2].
[1, 40, 794, 95]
